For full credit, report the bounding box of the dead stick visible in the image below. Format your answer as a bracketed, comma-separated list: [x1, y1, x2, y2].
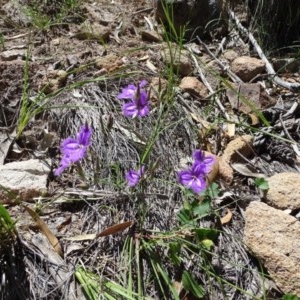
[229, 9, 300, 92]
[186, 45, 231, 121]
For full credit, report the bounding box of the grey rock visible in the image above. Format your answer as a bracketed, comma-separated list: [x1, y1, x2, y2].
[1, 49, 26, 61]
[0, 159, 50, 202]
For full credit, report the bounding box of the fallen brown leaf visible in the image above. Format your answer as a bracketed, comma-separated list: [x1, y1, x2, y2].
[24, 205, 63, 257]
[96, 221, 134, 238]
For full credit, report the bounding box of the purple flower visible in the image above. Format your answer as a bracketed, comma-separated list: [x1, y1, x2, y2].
[122, 93, 150, 118]
[54, 124, 92, 176]
[118, 80, 148, 100]
[118, 80, 150, 118]
[178, 150, 215, 193]
[178, 163, 207, 194]
[54, 156, 72, 176]
[193, 150, 215, 174]
[126, 166, 145, 187]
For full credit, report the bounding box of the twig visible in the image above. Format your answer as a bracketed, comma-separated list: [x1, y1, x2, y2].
[229, 9, 300, 92]
[215, 37, 227, 57]
[196, 36, 243, 83]
[186, 45, 231, 121]
[282, 101, 298, 119]
[6, 33, 29, 40]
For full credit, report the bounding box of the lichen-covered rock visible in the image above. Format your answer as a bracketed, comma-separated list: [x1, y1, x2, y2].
[244, 201, 300, 296]
[266, 172, 300, 210]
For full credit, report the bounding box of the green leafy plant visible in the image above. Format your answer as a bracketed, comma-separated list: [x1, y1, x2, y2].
[0, 31, 5, 49]
[0, 204, 17, 248]
[283, 295, 300, 300]
[254, 177, 269, 190]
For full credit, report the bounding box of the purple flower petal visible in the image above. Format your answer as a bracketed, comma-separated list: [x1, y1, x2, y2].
[61, 138, 86, 162]
[178, 170, 195, 186]
[137, 104, 149, 117]
[193, 150, 215, 174]
[139, 80, 148, 88]
[191, 162, 206, 176]
[118, 81, 148, 100]
[118, 84, 137, 100]
[126, 166, 145, 187]
[122, 100, 149, 118]
[77, 125, 92, 146]
[54, 156, 72, 176]
[178, 166, 206, 194]
[189, 176, 206, 193]
[138, 91, 149, 106]
[118, 81, 150, 117]
[55, 125, 92, 176]
[122, 102, 139, 118]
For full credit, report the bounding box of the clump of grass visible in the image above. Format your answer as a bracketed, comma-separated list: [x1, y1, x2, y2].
[249, 0, 300, 52]
[24, 0, 83, 30]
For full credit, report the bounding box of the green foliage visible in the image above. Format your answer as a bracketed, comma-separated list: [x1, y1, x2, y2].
[283, 295, 300, 300]
[178, 183, 220, 226]
[75, 267, 101, 300]
[182, 271, 205, 298]
[254, 177, 269, 190]
[0, 31, 5, 49]
[168, 241, 182, 266]
[24, 0, 82, 30]
[0, 204, 17, 248]
[250, 0, 300, 51]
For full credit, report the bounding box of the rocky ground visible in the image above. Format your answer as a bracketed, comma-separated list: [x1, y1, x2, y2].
[1, 0, 300, 299]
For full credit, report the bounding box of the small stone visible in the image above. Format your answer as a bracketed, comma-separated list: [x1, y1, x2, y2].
[155, 0, 227, 40]
[1, 49, 26, 61]
[66, 54, 78, 66]
[223, 50, 238, 62]
[244, 201, 300, 296]
[0, 159, 50, 203]
[218, 161, 234, 185]
[179, 76, 208, 99]
[231, 56, 265, 82]
[272, 58, 300, 73]
[52, 38, 60, 46]
[94, 54, 122, 72]
[266, 172, 300, 210]
[75, 22, 110, 42]
[40, 70, 68, 94]
[204, 59, 223, 90]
